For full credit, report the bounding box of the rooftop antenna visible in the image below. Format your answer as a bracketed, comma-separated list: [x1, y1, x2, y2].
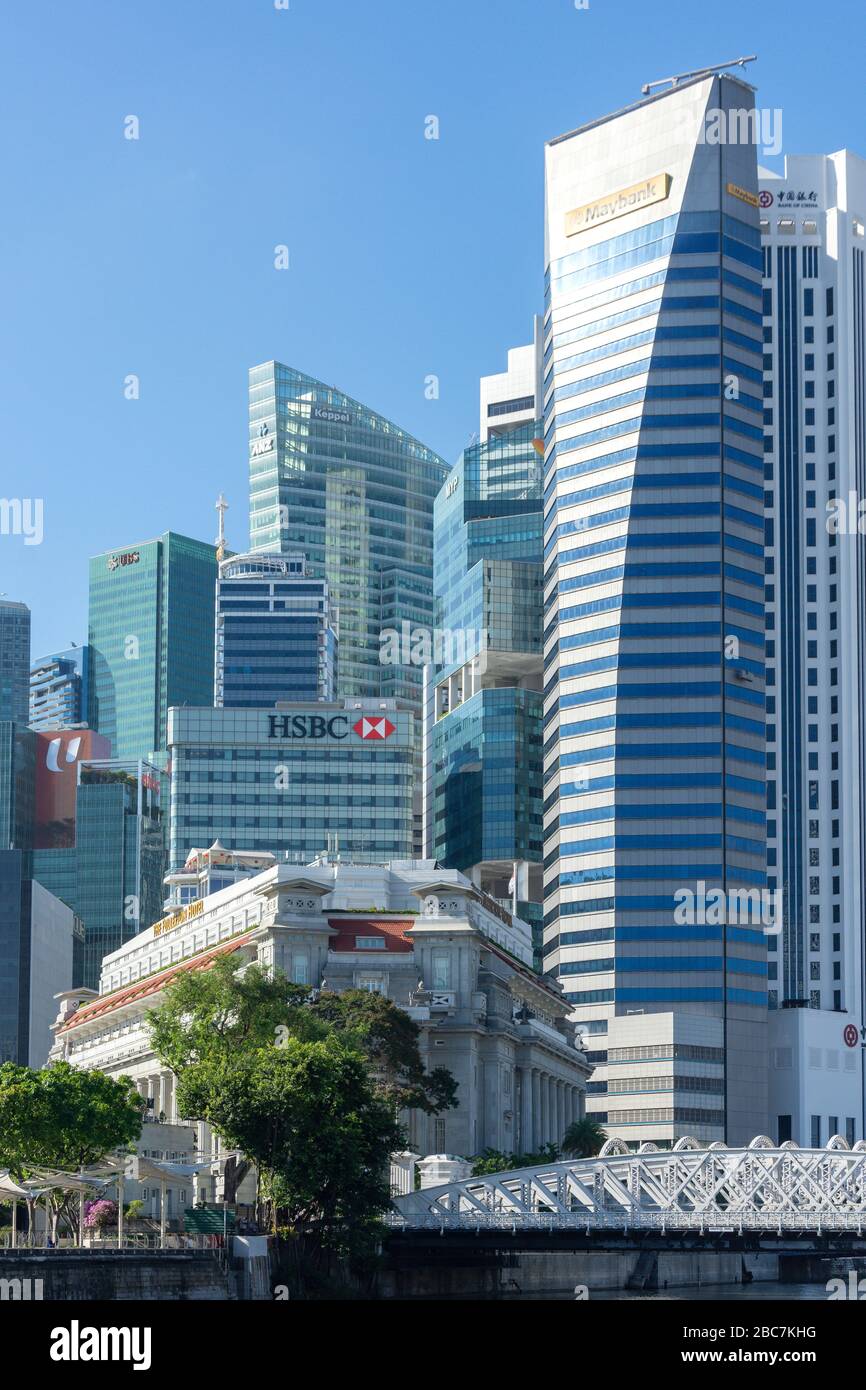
[641, 55, 756, 96]
[215, 493, 229, 561]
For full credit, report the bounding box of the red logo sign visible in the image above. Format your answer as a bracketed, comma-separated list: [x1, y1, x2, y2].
[353, 716, 395, 741]
[844, 1024, 859, 1049]
[758, 189, 774, 208]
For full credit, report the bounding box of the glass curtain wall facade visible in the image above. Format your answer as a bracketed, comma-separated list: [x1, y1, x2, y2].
[542, 75, 769, 1146]
[0, 720, 35, 850]
[248, 362, 448, 711]
[88, 532, 218, 763]
[0, 600, 31, 725]
[215, 552, 336, 707]
[32, 758, 164, 989]
[168, 702, 414, 871]
[426, 403, 545, 960]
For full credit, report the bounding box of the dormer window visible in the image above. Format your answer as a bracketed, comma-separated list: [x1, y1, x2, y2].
[356, 936, 386, 950]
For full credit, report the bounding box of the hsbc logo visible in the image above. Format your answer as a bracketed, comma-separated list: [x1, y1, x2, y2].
[353, 716, 395, 741]
[267, 713, 397, 742]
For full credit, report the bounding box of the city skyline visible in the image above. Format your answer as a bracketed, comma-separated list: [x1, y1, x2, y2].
[2, 0, 864, 657]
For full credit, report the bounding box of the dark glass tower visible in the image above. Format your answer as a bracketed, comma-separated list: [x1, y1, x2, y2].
[0, 599, 31, 725]
[215, 552, 336, 707]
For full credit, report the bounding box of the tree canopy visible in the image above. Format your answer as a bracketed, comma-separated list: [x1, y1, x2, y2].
[0, 1061, 143, 1178]
[146, 960, 457, 1261]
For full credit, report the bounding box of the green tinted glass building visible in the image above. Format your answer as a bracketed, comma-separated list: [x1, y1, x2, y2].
[88, 532, 218, 763]
[32, 759, 164, 988]
[248, 362, 448, 711]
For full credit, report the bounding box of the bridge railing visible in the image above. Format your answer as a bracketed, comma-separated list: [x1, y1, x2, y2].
[385, 1209, 866, 1233]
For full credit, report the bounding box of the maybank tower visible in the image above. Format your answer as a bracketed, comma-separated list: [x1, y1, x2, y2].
[542, 73, 769, 1147]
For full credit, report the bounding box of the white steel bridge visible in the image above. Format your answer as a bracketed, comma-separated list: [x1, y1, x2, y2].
[389, 1136, 866, 1235]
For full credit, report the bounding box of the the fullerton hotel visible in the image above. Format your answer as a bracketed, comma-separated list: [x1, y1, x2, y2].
[49, 847, 591, 1218]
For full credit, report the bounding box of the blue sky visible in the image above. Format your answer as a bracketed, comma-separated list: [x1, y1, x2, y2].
[1, 0, 862, 656]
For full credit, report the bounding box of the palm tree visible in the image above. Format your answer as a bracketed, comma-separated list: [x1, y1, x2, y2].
[561, 1117, 607, 1158]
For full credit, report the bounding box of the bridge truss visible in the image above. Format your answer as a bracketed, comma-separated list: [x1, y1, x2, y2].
[390, 1136, 866, 1233]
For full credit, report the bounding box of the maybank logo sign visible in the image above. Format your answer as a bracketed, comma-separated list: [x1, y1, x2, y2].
[727, 182, 760, 208]
[565, 173, 672, 236]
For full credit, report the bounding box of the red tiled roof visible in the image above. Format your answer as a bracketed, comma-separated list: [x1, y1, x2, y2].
[328, 918, 414, 954]
[59, 933, 255, 1031]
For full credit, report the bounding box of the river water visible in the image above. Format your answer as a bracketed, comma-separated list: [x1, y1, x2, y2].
[512, 1281, 832, 1300]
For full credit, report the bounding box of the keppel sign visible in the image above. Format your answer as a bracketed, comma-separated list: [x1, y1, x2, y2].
[565, 173, 672, 237]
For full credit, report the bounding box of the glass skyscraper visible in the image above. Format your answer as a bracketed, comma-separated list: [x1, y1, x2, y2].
[248, 362, 448, 711]
[88, 532, 218, 763]
[33, 758, 164, 989]
[0, 719, 35, 850]
[425, 330, 546, 959]
[542, 74, 768, 1146]
[0, 599, 31, 725]
[29, 646, 89, 730]
[215, 552, 336, 708]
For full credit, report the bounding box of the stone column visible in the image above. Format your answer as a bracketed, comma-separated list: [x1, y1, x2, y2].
[520, 1069, 534, 1154]
[532, 1070, 542, 1148]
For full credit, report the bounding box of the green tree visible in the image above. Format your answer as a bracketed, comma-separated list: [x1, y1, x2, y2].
[177, 1034, 401, 1260]
[470, 1143, 561, 1176]
[147, 957, 314, 1075]
[147, 961, 456, 1117]
[308, 988, 457, 1115]
[0, 1061, 143, 1238]
[561, 1116, 607, 1158]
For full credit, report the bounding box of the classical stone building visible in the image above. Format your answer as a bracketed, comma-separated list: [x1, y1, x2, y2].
[50, 859, 590, 1217]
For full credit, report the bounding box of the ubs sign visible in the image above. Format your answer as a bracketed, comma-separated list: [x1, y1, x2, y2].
[107, 551, 140, 572]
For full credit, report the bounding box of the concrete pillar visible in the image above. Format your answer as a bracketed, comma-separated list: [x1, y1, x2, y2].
[532, 1070, 541, 1149]
[540, 1074, 549, 1146]
[520, 1068, 533, 1154]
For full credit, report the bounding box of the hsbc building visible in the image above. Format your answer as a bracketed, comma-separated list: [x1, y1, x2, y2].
[167, 700, 414, 871]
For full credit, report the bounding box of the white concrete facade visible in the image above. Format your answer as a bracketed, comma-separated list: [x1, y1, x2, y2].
[50, 860, 591, 1219]
[761, 151, 866, 1146]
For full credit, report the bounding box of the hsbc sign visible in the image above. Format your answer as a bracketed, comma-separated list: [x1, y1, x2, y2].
[267, 713, 396, 742]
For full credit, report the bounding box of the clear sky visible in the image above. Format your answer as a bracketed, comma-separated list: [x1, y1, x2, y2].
[1, 0, 863, 656]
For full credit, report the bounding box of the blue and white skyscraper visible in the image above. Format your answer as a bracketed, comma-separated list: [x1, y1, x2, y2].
[542, 73, 769, 1147]
[760, 150, 866, 1147]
